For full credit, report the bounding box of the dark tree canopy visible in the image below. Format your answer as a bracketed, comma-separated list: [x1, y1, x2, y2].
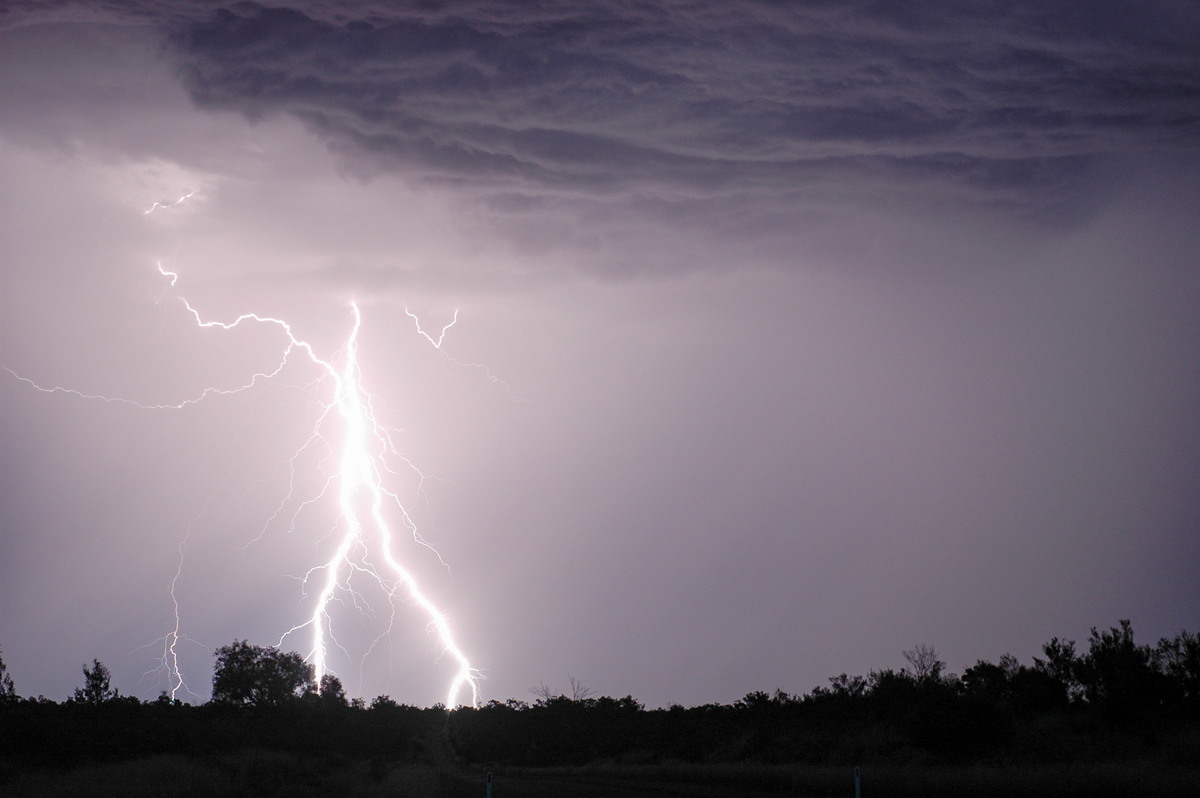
[2, 619, 1198, 783]
[0, 645, 16, 704]
[211, 640, 314, 706]
[72, 659, 117, 704]
[316, 673, 348, 709]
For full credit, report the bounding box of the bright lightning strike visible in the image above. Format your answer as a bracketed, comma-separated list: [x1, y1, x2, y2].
[144, 191, 197, 215]
[270, 300, 480, 708]
[11, 262, 484, 708]
[171, 276, 481, 707]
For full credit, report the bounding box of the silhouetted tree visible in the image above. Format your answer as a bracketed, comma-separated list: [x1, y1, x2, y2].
[370, 694, 399, 710]
[569, 675, 596, 702]
[530, 680, 555, 705]
[530, 675, 596, 704]
[1077, 620, 1162, 722]
[903, 643, 945, 683]
[867, 667, 920, 714]
[211, 640, 314, 706]
[1033, 635, 1082, 703]
[0, 645, 16, 704]
[316, 673, 348, 708]
[1157, 629, 1200, 716]
[961, 658, 1012, 703]
[823, 672, 869, 699]
[72, 659, 117, 704]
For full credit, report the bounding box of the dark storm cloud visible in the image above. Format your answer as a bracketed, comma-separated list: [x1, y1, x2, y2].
[7, 0, 1197, 269]
[152, 1, 1198, 211]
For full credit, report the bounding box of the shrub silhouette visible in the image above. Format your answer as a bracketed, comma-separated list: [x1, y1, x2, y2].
[211, 640, 314, 706]
[71, 659, 118, 704]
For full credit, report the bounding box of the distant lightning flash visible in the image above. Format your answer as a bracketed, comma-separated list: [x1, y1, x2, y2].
[406, 307, 518, 399]
[144, 191, 196, 215]
[12, 258, 482, 707]
[406, 307, 458, 348]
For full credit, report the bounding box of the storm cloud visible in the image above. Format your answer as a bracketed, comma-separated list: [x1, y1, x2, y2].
[163, 2, 1198, 212]
[7, 0, 1199, 276]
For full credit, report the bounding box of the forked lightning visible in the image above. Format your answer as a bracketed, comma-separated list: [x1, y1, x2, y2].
[11, 242, 482, 709]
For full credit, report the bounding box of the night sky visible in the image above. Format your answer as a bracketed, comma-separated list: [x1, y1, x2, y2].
[2, 1, 1198, 709]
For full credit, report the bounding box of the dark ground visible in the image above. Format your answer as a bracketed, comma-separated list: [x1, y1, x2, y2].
[5, 754, 1200, 798]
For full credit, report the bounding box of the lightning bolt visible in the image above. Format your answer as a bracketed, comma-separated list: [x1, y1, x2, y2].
[135, 524, 207, 703]
[11, 261, 483, 708]
[144, 191, 197, 215]
[406, 307, 459, 348]
[405, 307, 518, 400]
[265, 299, 480, 708]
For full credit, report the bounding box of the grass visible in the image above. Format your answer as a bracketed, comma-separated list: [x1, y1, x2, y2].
[0, 752, 449, 798]
[1, 755, 230, 798]
[4, 752, 1199, 797]
[499, 758, 1200, 797]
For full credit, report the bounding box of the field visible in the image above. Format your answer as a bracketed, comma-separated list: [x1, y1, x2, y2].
[5, 754, 1200, 798]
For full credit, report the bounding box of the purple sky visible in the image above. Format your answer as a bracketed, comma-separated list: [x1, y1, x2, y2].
[2, 1, 1199, 708]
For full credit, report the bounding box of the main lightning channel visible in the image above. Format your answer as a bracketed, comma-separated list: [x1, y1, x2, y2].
[10, 263, 482, 707]
[171, 287, 480, 707]
[288, 302, 479, 708]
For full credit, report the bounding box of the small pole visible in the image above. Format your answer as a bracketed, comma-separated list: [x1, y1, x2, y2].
[854, 765, 861, 798]
[486, 770, 493, 798]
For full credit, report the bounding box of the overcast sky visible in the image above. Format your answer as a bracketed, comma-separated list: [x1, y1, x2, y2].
[2, 0, 1198, 708]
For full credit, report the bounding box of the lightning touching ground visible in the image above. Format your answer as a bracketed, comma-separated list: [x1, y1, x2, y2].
[10, 213, 483, 708]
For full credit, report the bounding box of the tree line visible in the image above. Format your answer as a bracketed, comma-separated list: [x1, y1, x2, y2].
[1, 620, 1197, 770]
[449, 620, 1200, 766]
